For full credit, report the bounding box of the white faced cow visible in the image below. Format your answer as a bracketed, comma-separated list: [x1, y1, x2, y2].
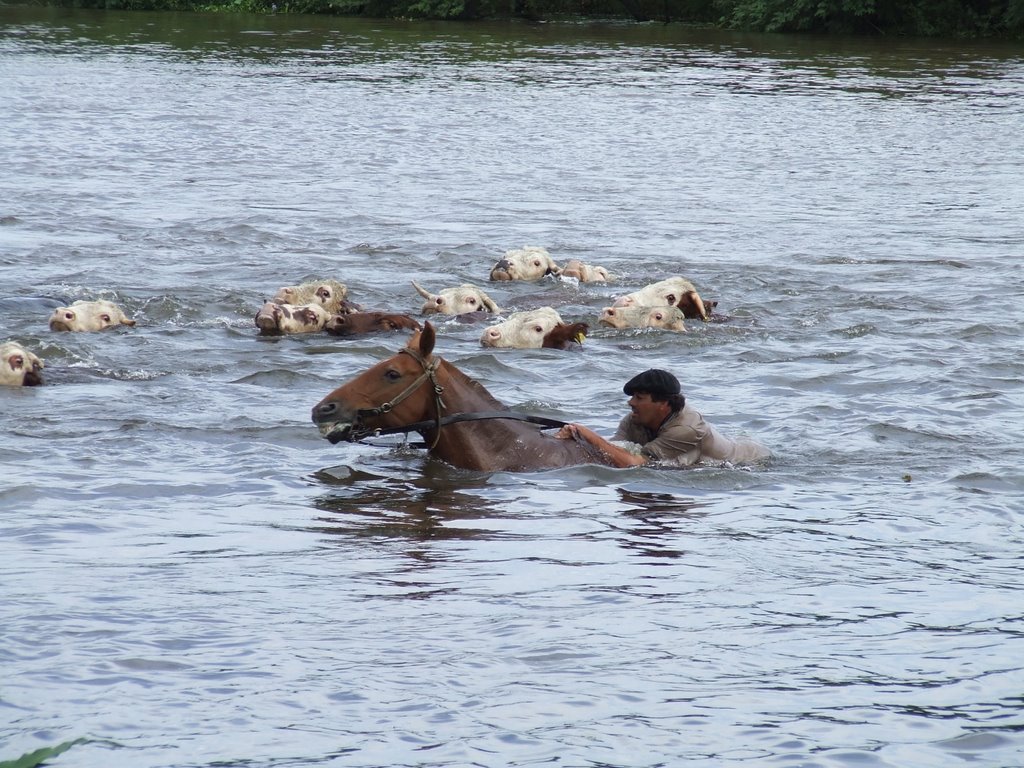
[48, 300, 136, 332]
[599, 305, 688, 332]
[488, 246, 562, 282]
[272, 280, 350, 315]
[254, 302, 332, 335]
[0, 342, 44, 386]
[559, 259, 614, 283]
[612, 277, 712, 321]
[412, 281, 501, 316]
[480, 307, 588, 350]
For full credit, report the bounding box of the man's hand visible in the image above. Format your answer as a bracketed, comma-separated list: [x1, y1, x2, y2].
[556, 424, 581, 440]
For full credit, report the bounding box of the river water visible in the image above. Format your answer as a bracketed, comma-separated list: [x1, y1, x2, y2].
[2, 7, 1023, 767]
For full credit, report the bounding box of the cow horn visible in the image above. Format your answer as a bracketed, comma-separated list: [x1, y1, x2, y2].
[411, 281, 433, 300]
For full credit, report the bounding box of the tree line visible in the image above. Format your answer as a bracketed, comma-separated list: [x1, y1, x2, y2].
[54, 0, 1024, 38]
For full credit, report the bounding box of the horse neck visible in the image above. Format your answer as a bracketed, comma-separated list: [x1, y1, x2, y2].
[420, 359, 519, 470]
[433, 359, 507, 414]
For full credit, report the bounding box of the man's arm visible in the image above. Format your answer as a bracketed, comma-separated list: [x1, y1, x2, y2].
[556, 424, 647, 468]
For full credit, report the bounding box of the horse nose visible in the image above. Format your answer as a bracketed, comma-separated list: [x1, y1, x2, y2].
[312, 401, 338, 423]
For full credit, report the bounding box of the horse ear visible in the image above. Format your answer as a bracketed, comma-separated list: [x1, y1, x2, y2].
[420, 321, 436, 357]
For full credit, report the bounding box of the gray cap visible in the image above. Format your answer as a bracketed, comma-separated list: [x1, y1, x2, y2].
[623, 369, 680, 397]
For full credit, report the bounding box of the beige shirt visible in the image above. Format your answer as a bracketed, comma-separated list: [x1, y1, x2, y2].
[613, 405, 770, 467]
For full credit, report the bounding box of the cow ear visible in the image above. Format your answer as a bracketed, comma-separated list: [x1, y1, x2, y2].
[420, 321, 436, 357]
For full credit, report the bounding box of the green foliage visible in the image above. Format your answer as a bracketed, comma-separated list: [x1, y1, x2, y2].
[714, 0, 1024, 35]
[0, 740, 85, 768]
[716, 0, 881, 33]
[39, 0, 1024, 33]
[404, 0, 467, 18]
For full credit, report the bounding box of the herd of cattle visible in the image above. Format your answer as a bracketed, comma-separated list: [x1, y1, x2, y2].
[1, 246, 719, 387]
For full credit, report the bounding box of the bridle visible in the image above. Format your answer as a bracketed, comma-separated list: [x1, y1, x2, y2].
[352, 346, 447, 448]
[349, 347, 568, 449]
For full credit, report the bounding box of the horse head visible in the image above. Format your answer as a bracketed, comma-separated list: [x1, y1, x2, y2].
[312, 322, 443, 444]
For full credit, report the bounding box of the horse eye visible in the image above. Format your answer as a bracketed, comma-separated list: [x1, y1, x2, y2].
[384, 369, 402, 381]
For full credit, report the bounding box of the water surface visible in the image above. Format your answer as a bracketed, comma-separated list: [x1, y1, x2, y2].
[2, 8, 1023, 767]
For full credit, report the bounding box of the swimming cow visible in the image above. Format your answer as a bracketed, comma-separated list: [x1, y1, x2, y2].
[0, 341, 44, 386]
[272, 280, 351, 315]
[480, 307, 588, 349]
[599, 305, 688, 332]
[489, 246, 562, 282]
[612, 277, 714, 321]
[48, 300, 136, 332]
[254, 302, 332, 335]
[412, 281, 501, 316]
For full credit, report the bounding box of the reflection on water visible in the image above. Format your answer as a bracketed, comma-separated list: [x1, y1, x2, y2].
[311, 462, 513, 543]
[310, 466, 713, 556]
[609, 488, 709, 561]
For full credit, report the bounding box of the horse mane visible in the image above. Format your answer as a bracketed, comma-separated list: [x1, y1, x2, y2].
[408, 322, 509, 413]
[435, 357, 509, 412]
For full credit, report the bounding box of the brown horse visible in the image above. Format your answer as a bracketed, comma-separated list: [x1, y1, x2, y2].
[311, 323, 615, 472]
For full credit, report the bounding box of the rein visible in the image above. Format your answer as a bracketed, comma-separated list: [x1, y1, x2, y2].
[359, 411, 569, 445]
[353, 346, 446, 448]
[351, 348, 568, 448]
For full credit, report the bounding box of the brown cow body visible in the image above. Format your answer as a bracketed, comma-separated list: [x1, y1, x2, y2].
[325, 312, 422, 336]
[542, 321, 589, 350]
